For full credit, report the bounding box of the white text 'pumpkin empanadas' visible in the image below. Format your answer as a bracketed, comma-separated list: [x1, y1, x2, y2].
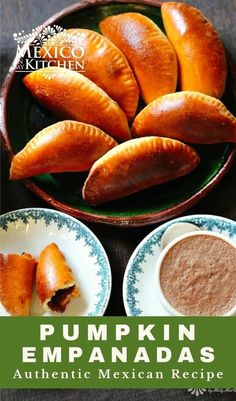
[0, 253, 36, 316]
[23, 67, 130, 142]
[132, 92, 236, 144]
[40, 29, 139, 120]
[82, 137, 200, 205]
[10, 121, 117, 180]
[99, 12, 177, 104]
[36, 243, 79, 313]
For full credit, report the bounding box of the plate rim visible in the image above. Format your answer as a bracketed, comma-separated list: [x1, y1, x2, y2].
[0, 0, 235, 227]
[123, 213, 236, 316]
[0, 207, 112, 316]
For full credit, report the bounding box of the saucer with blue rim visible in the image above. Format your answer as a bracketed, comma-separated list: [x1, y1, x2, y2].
[123, 214, 236, 316]
[0, 208, 111, 316]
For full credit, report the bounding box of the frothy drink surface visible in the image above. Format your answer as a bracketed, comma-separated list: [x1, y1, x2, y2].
[160, 235, 236, 316]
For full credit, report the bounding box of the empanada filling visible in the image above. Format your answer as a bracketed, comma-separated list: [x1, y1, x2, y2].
[48, 285, 76, 313]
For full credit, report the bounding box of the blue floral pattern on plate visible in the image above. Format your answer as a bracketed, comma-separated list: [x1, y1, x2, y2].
[0, 208, 111, 316]
[123, 215, 236, 316]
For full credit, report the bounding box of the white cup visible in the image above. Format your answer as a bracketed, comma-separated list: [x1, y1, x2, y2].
[155, 230, 236, 317]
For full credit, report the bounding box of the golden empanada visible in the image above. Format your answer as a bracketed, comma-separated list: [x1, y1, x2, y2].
[0, 253, 36, 316]
[82, 137, 200, 205]
[23, 67, 130, 142]
[132, 92, 236, 144]
[40, 29, 139, 120]
[161, 2, 227, 98]
[36, 243, 79, 313]
[10, 121, 117, 180]
[99, 12, 177, 104]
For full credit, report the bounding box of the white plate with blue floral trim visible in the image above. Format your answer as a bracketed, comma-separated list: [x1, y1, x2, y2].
[0, 208, 111, 316]
[123, 214, 236, 316]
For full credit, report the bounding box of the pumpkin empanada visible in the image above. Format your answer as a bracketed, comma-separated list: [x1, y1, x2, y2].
[23, 67, 130, 142]
[10, 121, 117, 180]
[99, 12, 177, 104]
[161, 2, 227, 98]
[0, 253, 36, 316]
[82, 137, 199, 205]
[36, 243, 79, 313]
[132, 92, 236, 144]
[40, 29, 139, 120]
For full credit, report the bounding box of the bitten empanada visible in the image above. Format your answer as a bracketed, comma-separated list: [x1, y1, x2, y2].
[99, 12, 177, 104]
[82, 137, 200, 205]
[132, 92, 236, 144]
[36, 243, 79, 312]
[10, 121, 117, 180]
[40, 29, 139, 120]
[161, 2, 227, 98]
[0, 253, 36, 316]
[23, 67, 130, 142]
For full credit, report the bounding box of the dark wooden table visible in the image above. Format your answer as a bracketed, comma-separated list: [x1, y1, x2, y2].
[1, 0, 236, 400]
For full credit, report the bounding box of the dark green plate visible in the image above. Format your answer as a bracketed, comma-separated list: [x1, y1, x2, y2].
[1, 0, 235, 226]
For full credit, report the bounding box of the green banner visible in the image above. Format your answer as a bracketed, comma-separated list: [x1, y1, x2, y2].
[0, 317, 235, 388]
